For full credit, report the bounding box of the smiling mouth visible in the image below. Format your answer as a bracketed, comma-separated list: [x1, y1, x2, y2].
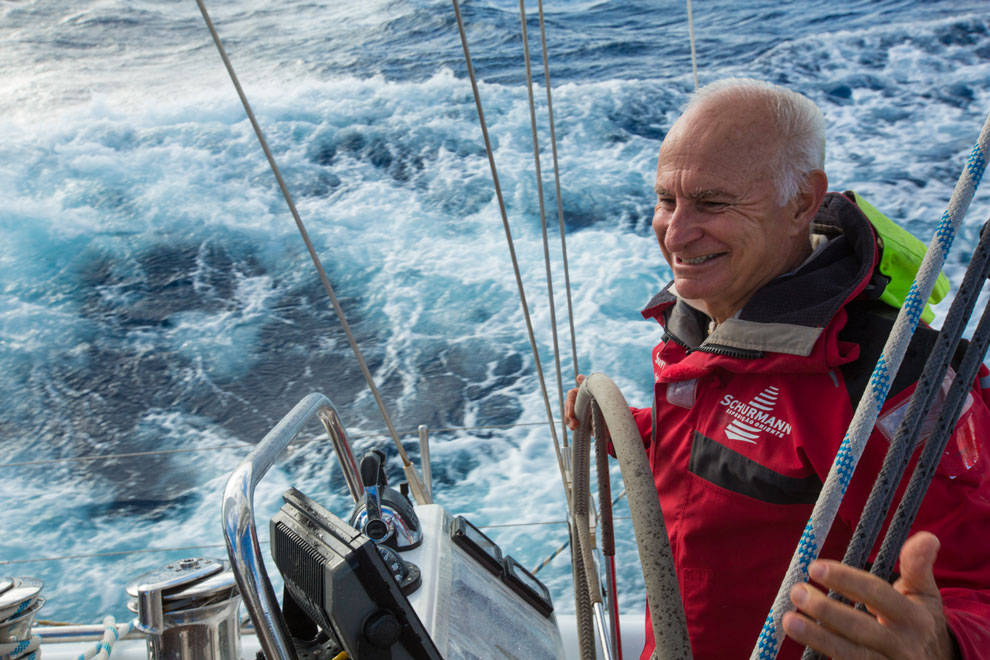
[677, 253, 725, 265]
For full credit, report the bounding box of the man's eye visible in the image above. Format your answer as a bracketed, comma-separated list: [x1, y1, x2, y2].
[701, 200, 728, 210]
[656, 197, 675, 208]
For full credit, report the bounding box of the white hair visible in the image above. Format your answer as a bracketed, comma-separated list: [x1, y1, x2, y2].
[685, 78, 826, 205]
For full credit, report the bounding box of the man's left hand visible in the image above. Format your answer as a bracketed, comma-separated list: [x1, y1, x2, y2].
[782, 531, 957, 659]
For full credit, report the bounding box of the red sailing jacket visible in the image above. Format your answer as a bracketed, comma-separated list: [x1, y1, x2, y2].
[632, 193, 990, 659]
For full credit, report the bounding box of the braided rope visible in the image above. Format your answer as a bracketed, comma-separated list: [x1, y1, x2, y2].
[9, 651, 38, 660]
[870, 276, 990, 583]
[751, 112, 990, 660]
[75, 616, 130, 660]
[0, 634, 40, 660]
[801, 215, 990, 660]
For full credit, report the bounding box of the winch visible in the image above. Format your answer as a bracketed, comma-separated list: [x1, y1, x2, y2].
[0, 577, 44, 660]
[125, 558, 241, 660]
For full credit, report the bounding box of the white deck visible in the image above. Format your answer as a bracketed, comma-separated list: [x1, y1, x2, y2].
[37, 614, 645, 659]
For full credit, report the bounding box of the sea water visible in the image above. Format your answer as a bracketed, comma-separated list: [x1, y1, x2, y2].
[1, 0, 988, 629]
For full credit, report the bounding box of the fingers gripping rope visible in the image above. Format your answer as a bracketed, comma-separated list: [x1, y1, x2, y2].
[750, 114, 990, 660]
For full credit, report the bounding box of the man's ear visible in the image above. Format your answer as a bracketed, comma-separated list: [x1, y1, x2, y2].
[790, 169, 828, 235]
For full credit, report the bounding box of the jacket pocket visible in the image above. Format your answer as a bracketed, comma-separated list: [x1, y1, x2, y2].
[688, 431, 821, 504]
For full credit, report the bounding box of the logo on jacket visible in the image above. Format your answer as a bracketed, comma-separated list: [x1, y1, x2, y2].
[720, 386, 792, 444]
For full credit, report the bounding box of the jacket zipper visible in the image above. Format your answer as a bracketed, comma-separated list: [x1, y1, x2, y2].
[695, 343, 763, 359]
[662, 331, 763, 359]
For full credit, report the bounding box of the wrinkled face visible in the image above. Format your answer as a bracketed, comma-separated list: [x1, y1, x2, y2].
[652, 103, 810, 323]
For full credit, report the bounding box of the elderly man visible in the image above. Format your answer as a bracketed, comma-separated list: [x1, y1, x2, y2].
[566, 79, 990, 659]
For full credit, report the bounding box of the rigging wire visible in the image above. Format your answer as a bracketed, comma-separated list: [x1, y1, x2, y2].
[0, 544, 234, 566]
[193, 0, 430, 503]
[535, 0, 580, 378]
[686, 0, 699, 90]
[450, 0, 570, 504]
[1, 517, 624, 567]
[535, 0, 582, 437]
[533, 489, 627, 575]
[518, 0, 571, 452]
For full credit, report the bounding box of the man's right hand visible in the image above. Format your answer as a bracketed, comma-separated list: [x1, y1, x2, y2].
[564, 374, 586, 430]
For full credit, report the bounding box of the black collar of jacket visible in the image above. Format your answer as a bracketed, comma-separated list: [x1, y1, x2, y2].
[641, 192, 879, 357]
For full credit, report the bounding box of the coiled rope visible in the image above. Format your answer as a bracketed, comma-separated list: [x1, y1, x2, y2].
[0, 634, 40, 660]
[752, 111, 990, 660]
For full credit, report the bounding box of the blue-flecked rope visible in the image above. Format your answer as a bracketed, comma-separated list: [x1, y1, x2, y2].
[0, 635, 40, 660]
[801, 216, 990, 660]
[9, 599, 31, 618]
[12, 650, 39, 660]
[75, 616, 130, 660]
[750, 111, 990, 660]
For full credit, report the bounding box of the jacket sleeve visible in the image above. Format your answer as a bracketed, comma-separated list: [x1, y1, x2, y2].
[944, 591, 990, 659]
[929, 448, 990, 660]
[631, 406, 652, 446]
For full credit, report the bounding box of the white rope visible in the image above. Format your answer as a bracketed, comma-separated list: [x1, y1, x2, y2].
[0, 634, 40, 659]
[75, 616, 130, 660]
[751, 112, 990, 660]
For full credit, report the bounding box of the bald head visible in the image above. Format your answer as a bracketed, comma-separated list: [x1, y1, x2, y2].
[672, 79, 826, 205]
[662, 94, 783, 194]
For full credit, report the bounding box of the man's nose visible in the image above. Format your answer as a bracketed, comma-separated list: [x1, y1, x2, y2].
[661, 203, 702, 252]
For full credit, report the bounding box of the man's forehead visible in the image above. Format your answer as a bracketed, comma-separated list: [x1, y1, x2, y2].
[655, 130, 774, 198]
[653, 182, 732, 199]
[657, 102, 778, 174]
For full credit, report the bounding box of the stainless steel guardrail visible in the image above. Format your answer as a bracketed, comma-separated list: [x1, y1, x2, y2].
[221, 393, 363, 660]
